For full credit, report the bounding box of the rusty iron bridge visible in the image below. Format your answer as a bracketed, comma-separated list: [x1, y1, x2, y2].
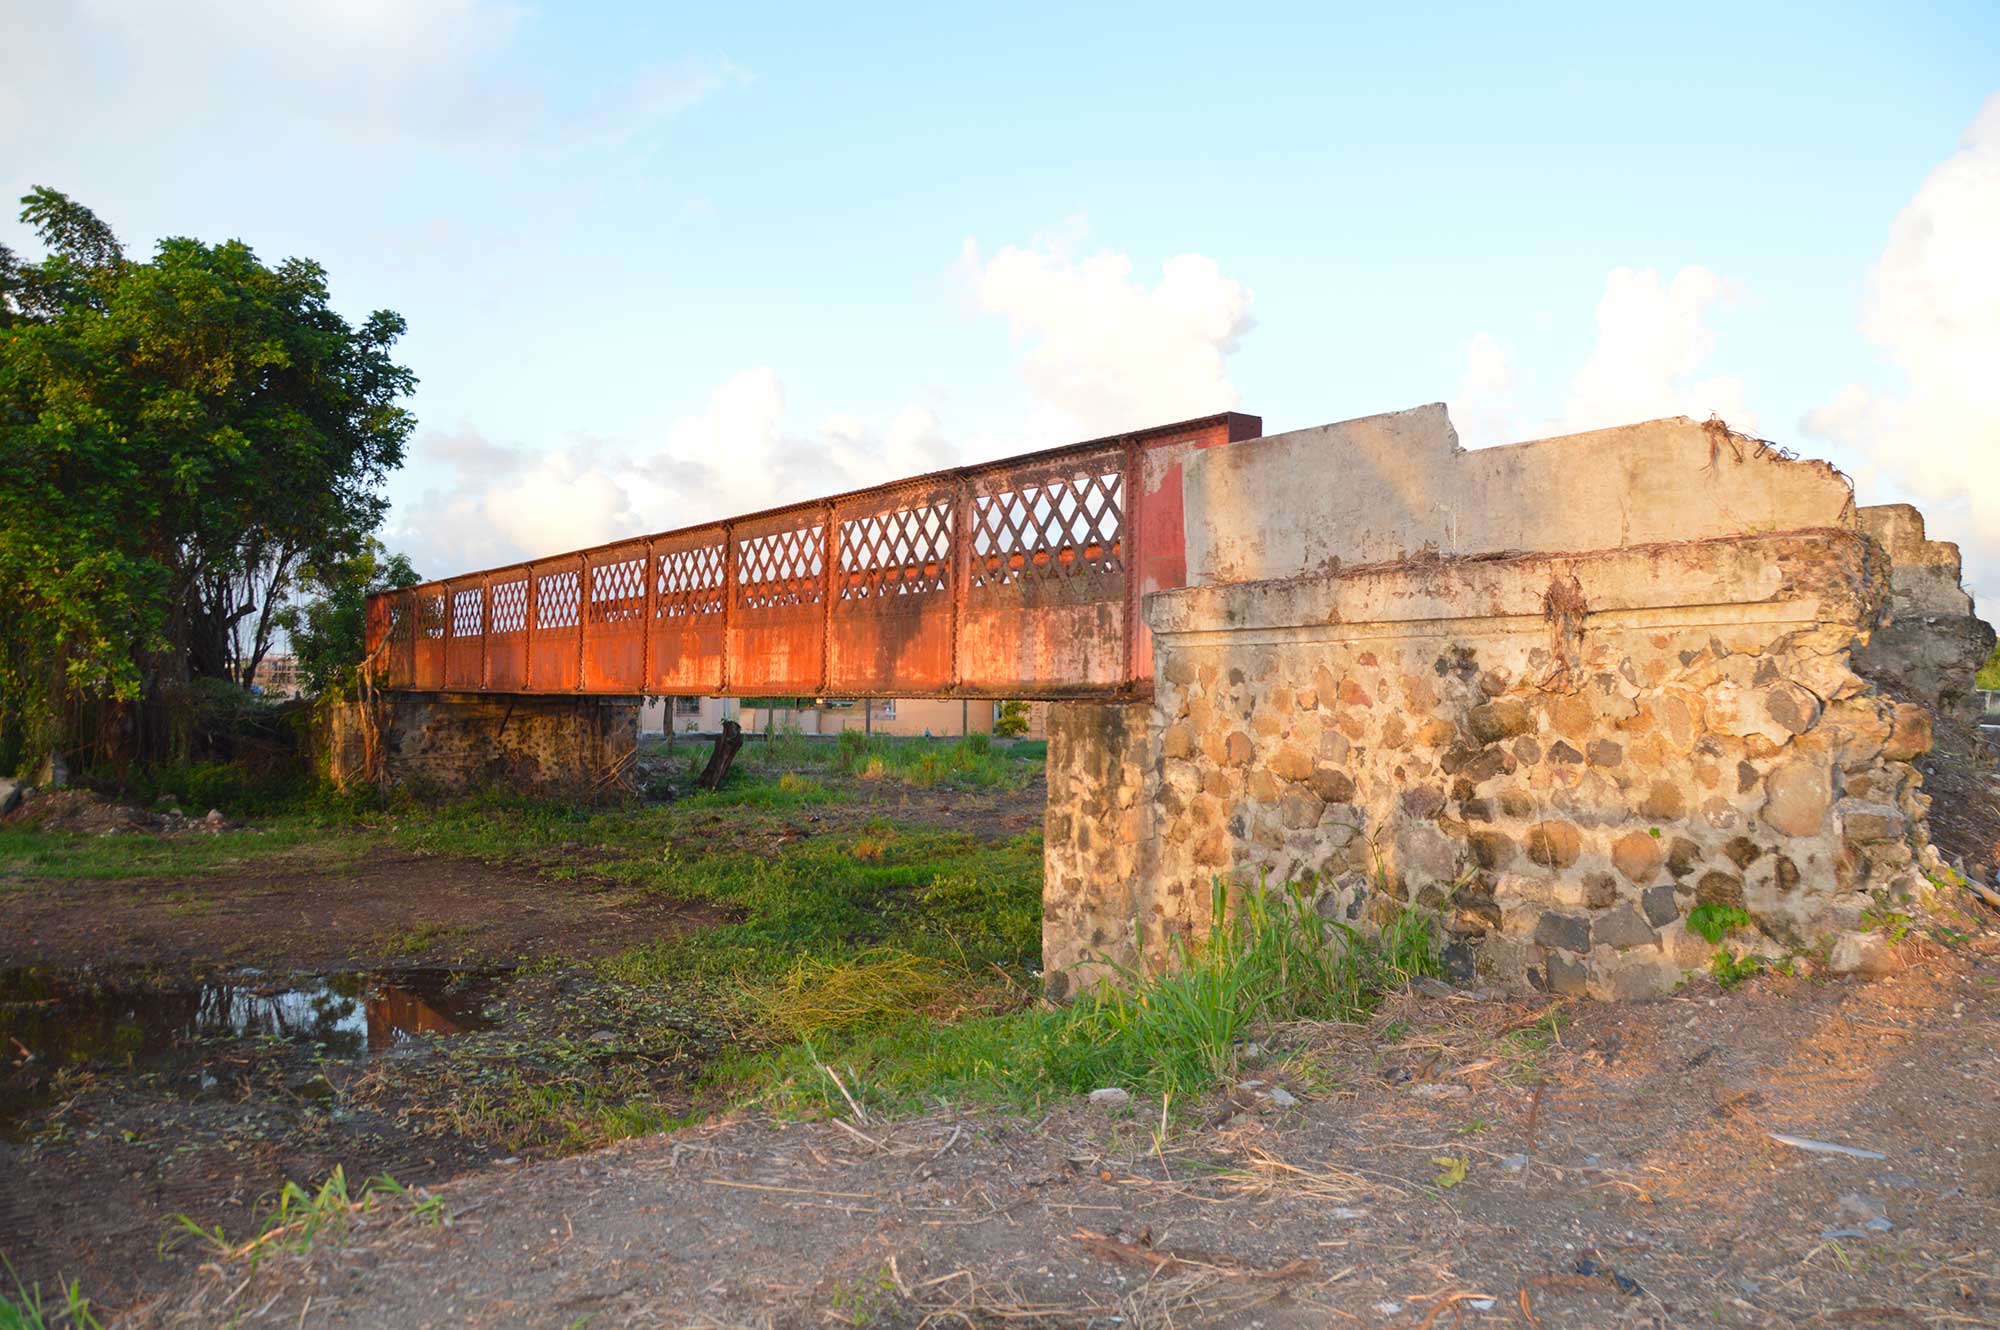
[366, 413, 1262, 700]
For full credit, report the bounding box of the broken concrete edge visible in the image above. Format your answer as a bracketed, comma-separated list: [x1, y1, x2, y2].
[1181, 407, 1858, 588]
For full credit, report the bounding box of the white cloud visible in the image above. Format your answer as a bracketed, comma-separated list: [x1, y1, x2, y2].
[1803, 93, 2000, 604]
[1, 0, 742, 166]
[386, 428, 637, 577]
[423, 423, 530, 483]
[1561, 266, 1756, 436]
[1453, 331, 1513, 448]
[963, 227, 1254, 441]
[1452, 264, 1756, 448]
[386, 225, 1258, 577]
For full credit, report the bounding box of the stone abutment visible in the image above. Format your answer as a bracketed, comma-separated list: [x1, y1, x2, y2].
[323, 692, 640, 799]
[1041, 405, 1984, 999]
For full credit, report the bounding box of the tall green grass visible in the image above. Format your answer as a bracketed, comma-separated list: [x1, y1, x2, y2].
[710, 729, 1040, 791]
[725, 876, 1444, 1113]
[0, 1265, 99, 1330]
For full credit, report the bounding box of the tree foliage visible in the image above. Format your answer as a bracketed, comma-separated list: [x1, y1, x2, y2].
[0, 188, 415, 773]
[993, 700, 1031, 737]
[279, 541, 421, 700]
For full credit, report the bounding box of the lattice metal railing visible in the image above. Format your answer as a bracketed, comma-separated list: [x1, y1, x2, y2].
[367, 411, 1260, 698]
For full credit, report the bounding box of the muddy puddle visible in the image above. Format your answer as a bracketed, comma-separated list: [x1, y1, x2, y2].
[0, 966, 496, 1141]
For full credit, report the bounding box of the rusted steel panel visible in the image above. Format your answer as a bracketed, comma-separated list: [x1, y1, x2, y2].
[412, 588, 448, 690]
[728, 507, 828, 695]
[957, 444, 1130, 694]
[483, 573, 531, 690]
[366, 411, 1261, 699]
[826, 481, 957, 695]
[445, 581, 485, 689]
[392, 590, 416, 689]
[646, 529, 728, 693]
[528, 560, 582, 691]
[583, 542, 649, 691]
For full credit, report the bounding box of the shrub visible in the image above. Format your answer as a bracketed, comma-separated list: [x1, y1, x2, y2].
[993, 700, 1030, 738]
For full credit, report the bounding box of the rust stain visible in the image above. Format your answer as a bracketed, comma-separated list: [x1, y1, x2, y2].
[368, 413, 1261, 701]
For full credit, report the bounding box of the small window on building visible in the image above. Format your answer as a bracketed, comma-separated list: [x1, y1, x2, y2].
[674, 696, 701, 717]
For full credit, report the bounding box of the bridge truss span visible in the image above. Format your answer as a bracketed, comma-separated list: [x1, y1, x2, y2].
[366, 412, 1261, 700]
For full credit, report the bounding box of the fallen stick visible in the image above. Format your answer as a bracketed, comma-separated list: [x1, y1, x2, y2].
[1417, 1290, 1496, 1328]
[1769, 1132, 1887, 1160]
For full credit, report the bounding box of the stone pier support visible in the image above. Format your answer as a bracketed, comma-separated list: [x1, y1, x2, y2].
[323, 692, 640, 799]
[1041, 701, 1161, 1000]
[1040, 404, 1985, 1000]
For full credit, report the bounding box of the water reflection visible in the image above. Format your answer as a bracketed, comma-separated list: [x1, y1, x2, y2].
[0, 967, 494, 1139]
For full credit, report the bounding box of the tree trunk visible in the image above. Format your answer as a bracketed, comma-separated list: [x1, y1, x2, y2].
[696, 720, 744, 791]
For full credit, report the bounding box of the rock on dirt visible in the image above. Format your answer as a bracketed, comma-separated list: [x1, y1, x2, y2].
[2, 789, 233, 836]
[1087, 1087, 1130, 1109]
[1828, 930, 1900, 977]
[0, 778, 21, 816]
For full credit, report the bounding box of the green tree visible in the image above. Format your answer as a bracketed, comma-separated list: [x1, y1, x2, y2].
[993, 700, 1030, 737]
[1979, 640, 2000, 692]
[0, 188, 415, 774]
[279, 541, 421, 699]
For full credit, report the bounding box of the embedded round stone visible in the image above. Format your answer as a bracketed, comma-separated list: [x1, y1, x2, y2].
[1592, 905, 1657, 950]
[1612, 829, 1664, 884]
[1638, 779, 1688, 822]
[1761, 759, 1832, 838]
[1467, 699, 1533, 745]
[1640, 884, 1680, 927]
[1526, 821, 1583, 869]
[1840, 804, 1906, 844]
[1269, 744, 1314, 781]
[1467, 829, 1516, 869]
[1882, 703, 1932, 762]
[1310, 766, 1356, 803]
[1533, 911, 1592, 954]
[1695, 869, 1745, 909]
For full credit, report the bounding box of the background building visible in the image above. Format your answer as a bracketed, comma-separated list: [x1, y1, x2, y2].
[638, 697, 1046, 740]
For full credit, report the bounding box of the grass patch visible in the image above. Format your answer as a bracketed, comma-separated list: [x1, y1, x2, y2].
[599, 828, 1044, 992]
[723, 878, 1444, 1116]
[711, 730, 1043, 792]
[0, 1267, 100, 1330]
[3, 750, 1444, 1164]
[747, 947, 1011, 1042]
[0, 822, 371, 883]
[169, 1166, 442, 1271]
[381, 919, 468, 958]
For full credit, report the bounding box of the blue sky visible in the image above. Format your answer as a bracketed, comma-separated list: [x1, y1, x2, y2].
[6, 2, 1998, 597]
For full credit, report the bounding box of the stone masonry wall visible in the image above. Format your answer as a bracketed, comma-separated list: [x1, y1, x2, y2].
[1042, 701, 1158, 1001]
[1853, 504, 1997, 725]
[324, 692, 640, 799]
[1142, 552, 1933, 999]
[1039, 406, 1982, 1001]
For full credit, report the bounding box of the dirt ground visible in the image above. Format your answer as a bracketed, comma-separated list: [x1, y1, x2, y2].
[0, 771, 1042, 1314]
[8, 746, 2000, 1329]
[124, 925, 2000, 1330]
[1, 849, 728, 972]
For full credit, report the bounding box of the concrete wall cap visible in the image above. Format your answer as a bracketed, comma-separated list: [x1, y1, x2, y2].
[1182, 406, 1856, 586]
